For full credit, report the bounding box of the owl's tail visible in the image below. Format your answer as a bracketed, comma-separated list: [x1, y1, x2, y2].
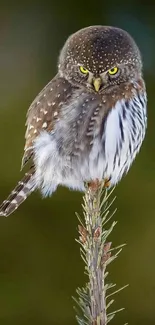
[0, 166, 36, 217]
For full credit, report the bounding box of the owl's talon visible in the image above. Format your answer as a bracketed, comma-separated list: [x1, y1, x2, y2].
[87, 179, 101, 191]
[104, 178, 111, 188]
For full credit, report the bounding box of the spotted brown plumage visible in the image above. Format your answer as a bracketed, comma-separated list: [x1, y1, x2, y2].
[0, 25, 147, 217]
[22, 77, 73, 167]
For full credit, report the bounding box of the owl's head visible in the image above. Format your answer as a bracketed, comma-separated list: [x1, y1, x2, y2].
[58, 26, 142, 92]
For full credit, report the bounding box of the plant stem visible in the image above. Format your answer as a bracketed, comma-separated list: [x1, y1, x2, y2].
[74, 181, 125, 325]
[84, 182, 107, 324]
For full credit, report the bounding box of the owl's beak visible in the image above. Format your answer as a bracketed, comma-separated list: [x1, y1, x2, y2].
[93, 77, 102, 92]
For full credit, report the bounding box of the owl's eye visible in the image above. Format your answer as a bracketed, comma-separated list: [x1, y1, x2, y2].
[108, 67, 119, 75]
[79, 66, 89, 74]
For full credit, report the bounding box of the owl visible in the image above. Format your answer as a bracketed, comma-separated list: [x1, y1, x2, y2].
[0, 25, 147, 217]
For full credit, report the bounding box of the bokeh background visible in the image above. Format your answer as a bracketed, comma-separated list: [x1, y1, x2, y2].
[0, 1, 154, 324]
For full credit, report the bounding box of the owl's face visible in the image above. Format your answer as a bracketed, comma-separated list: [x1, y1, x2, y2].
[58, 26, 142, 93]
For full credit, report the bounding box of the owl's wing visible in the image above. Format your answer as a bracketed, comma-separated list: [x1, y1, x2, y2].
[21, 76, 72, 169]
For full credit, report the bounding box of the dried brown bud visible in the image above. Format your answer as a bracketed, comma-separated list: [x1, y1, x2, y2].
[101, 242, 112, 265]
[93, 226, 101, 241]
[78, 225, 88, 244]
[103, 242, 112, 253]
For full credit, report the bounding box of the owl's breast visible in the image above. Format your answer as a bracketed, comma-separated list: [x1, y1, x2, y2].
[33, 91, 104, 193]
[33, 91, 147, 195]
[50, 90, 104, 154]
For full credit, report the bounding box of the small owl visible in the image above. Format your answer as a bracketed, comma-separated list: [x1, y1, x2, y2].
[0, 25, 147, 217]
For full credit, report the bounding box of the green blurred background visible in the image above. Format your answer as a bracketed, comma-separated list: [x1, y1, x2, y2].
[0, 1, 154, 324]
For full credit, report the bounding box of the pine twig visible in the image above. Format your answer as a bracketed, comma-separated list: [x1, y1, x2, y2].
[73, 181, 126, 325]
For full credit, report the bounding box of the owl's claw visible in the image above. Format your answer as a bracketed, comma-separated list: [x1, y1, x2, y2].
[87, 179, 101, 191]
[86, 178, 110, 191]
[104, 178, 111, 188]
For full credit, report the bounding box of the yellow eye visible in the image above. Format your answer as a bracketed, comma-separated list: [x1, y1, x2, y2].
[108, 67, 119, 75]
[79, 66, 89, 74]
